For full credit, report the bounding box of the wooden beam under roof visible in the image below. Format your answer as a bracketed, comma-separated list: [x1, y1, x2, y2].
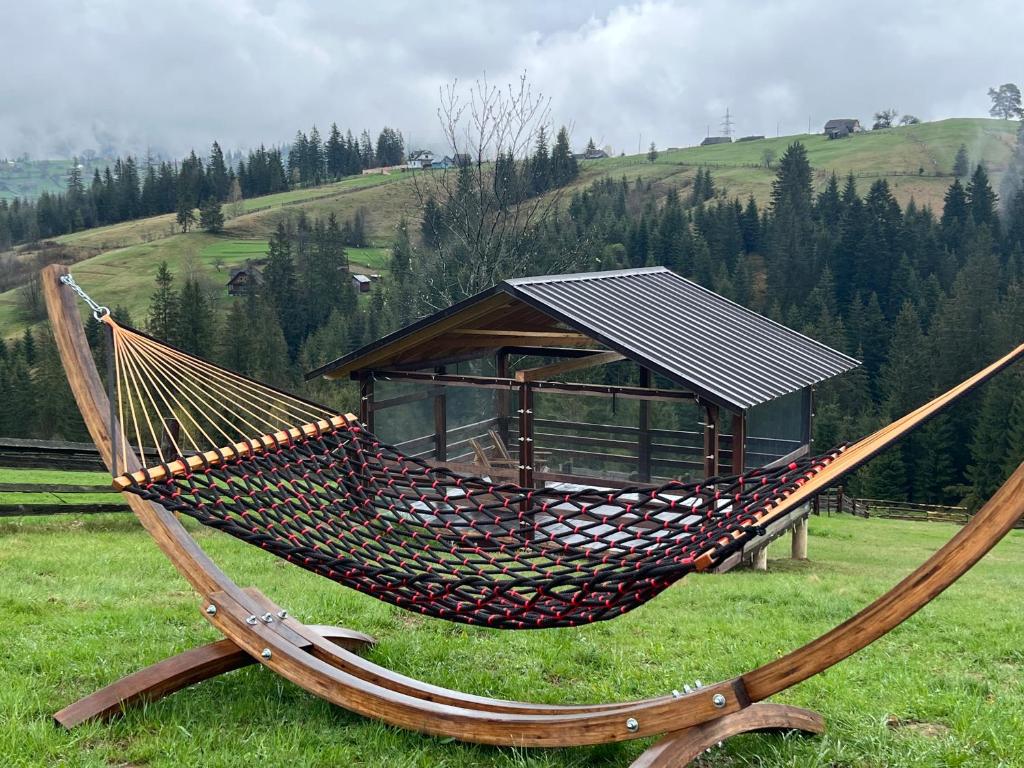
[514, 351, 626, 382]
[322, 293, 517, 379]
[444, 330, 595, 348]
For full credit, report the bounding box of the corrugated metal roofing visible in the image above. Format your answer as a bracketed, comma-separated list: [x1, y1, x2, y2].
[505, 267, 857, 409]
[308, 266, 858, 411]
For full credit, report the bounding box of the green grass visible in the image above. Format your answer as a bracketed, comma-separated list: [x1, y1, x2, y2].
[348, 246, 391, 271]
[1, 509, 1023, 766]
[596, 117, 1018, 209]
[0, 467, 117, 508]
[200, 238, 270, 261]
[0, 159, 110, 202]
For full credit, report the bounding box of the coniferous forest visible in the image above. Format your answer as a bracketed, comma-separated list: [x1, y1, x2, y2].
[0, 123, 406, 248]
[4, 121, 1024, 509]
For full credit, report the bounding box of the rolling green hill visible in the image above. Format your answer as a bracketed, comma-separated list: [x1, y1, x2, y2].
[0, 117, 1017, 339]
[0, 157, 116, 202]
[598, 117, 1017, 211]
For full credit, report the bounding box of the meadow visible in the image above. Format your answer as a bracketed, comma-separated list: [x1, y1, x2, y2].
[1, 489, 1022, 767]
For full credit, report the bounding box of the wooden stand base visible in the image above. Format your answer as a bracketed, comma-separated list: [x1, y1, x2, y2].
[630, 703, 824, 767]
[53, 622, 376, 729]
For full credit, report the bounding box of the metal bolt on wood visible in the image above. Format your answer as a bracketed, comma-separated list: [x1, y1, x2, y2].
[245, 615, 258, 626]
[625, 717, 639, 732]
[260, 648, 272, 660]
[205, 605, 217, 615]
[260, 612, 274, 623]
[712, 694, 727, 708]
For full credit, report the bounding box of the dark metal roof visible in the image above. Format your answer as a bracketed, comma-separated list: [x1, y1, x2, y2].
[308, 266, 858, 411]
[504, 267, 858, 409]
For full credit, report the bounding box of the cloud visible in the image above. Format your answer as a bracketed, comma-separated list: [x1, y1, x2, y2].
[0, 0, 1021, 159]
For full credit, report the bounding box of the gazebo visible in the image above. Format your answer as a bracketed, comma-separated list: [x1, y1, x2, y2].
[307, 266, 858, 491]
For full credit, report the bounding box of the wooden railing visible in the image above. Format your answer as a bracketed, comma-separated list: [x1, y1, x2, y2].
[0, 482, 125, 517]
[0, 437, 106, 471]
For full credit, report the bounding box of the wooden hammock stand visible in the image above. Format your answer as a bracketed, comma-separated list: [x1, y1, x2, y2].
[42, 264, 1024, 767]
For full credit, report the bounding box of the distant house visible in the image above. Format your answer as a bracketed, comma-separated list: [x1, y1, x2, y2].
[352, 273, 372, 293]
[700, 136, 732, 146]
[226, 263, 263, 296]
[737, 135, 765, 142]
[407, 150, 435, 169]
[575, 147, 609, 160]
[824, 119, 862, 139]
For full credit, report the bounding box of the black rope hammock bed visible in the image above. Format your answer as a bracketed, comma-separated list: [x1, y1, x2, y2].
[45, 267, 1024, 766]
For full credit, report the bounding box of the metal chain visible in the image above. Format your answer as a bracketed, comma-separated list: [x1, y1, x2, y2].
[59, 273, 110, 320]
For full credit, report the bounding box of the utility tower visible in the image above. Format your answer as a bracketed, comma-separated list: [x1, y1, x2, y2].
[720, 108, 734, 138]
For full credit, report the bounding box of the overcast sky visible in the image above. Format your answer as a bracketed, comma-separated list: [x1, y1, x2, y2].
[2, 0, 1022, 159]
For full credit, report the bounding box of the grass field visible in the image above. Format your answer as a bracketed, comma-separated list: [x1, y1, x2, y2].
[0, 158, 111, 202]
[1, 503, 1022, 767]
[598, 117, 1018, 211]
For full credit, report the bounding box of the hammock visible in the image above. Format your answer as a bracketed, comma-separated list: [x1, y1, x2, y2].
[96, 309, 1024, 630]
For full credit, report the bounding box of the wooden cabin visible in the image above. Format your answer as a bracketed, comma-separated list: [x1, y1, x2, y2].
[307, 267, 858, 490]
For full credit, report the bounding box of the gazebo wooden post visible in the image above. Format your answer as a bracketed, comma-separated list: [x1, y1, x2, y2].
[434, 366, 447, 461]
[495, 350, 510, 449]
[518, 382, 535, 488]
[638, 368, 652, 483]
[730, 410, 746, 475]
[801, 386, 814, 450]
[703, 403, 720, 478]
[359, 373, 374, 433]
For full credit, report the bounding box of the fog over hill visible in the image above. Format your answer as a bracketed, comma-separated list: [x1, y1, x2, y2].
[2, 0, 1022, 159]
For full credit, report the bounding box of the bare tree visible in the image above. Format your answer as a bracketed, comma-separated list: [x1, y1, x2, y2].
[408, 73, 584, 311]
[872, 108, 899, 130]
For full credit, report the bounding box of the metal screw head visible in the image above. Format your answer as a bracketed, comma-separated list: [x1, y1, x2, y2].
[277, 610, 288, 619]
[712, 693, 727, 708]
[245, 615, 258, 626]
[625, 717, 639, 733]
[260, 648, 272, 660]
[205, 605, 217, 615]
[260, 612, 274, 623]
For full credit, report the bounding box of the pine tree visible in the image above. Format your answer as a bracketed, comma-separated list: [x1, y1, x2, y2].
[550, 126, 578, 186]
[147, 262, 178, 340]
[262, 223, 302, 353]
[646, 142, 658, 163]
[199, 198, 224, 233]
[176, 196, 196, 232]
[175, 276, 214, 356]
[966, 164, 998, 230]
[953, 144, 969, 177]
[21, 327, 36, 366]
[207, 141, 230, 201]
[530, 127, 550, 195]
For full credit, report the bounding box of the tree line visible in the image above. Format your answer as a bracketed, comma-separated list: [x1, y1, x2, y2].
[0, 123, 407, 249]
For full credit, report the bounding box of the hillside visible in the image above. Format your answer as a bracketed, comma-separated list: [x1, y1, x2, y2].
[598, 117, 1017, 211]
[0, 157, 111, 202]
[0, 117, 1017, 339]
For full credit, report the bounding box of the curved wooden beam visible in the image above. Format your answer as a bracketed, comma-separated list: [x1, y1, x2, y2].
[629, 704, 824, 768]
[53, 626, 373, 729]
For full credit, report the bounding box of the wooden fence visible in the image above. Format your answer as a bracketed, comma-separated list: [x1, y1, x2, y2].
[0, 437, 105, 471]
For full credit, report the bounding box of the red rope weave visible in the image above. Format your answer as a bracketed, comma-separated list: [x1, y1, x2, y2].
[122, 422, 840, 629]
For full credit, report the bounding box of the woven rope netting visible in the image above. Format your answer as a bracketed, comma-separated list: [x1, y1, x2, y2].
[101, 318, 844, 628]
[99, 316, 1023, 629]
